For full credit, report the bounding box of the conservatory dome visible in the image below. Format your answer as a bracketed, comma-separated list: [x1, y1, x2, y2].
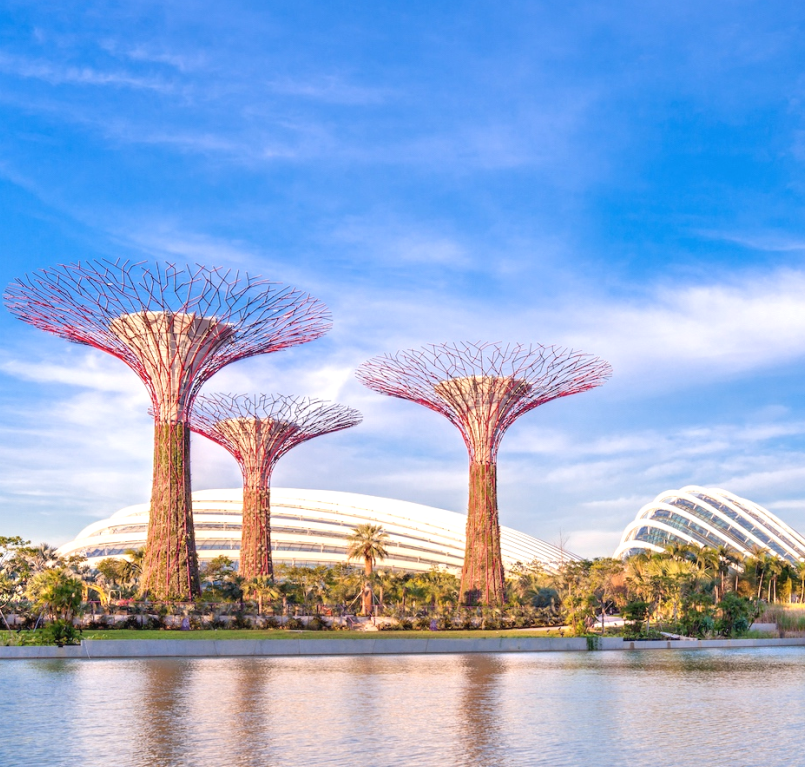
[58, 488, 578, 574]
[614, 485, 805, 563]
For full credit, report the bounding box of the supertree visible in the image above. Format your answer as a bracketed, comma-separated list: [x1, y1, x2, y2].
[191, 393, 362, 579]
[356, 341, 612, 605]
[4, 260, 331, 600]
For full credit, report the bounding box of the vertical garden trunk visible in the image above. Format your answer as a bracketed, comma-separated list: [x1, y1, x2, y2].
[240, 484, 273, 580]
[460, 461, 505, 605]
[140, 421, 200, 600]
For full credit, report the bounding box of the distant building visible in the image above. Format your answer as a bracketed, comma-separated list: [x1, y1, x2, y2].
[58, 488, 578, 574]
[614, 485, 805, 563]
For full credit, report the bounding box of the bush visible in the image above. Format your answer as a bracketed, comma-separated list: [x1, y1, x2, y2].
[38, 620, 82, 646]
[232, 612, 252, 630]
[679, 593, 715, 638]
[285, 617, 304, 630]
[715, 593, 755, 637]
[377, 621, 403, 631]
[412, 615, 431, 630]
[621, 600, 650, 638]
[306, 616, 329, 631]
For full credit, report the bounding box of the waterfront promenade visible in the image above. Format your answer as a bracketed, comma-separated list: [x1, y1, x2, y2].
[3, 635, 805, 659]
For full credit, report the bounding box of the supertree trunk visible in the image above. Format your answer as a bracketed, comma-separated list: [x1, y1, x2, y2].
[190, 394, 362, 583]
[356, 342, 612, 607]
[460, 461, 505, 605]
[240, 485, 273, 580]
[5, 261, 333, 604]
[140, 421, 200, 600]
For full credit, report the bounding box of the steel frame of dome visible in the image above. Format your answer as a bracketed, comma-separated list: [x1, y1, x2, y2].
[58, 488, 578, 575]
[614, 485, 805, 563]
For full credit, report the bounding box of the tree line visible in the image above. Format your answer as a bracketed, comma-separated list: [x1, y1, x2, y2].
[2, 531, 795, 644]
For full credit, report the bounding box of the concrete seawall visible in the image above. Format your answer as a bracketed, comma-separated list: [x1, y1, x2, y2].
[2, 635, 805, 659]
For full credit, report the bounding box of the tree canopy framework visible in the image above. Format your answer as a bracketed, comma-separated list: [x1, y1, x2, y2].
[356, 341, 612, 606]
[4, 260, 332, 600]
[191, 393, 362, 579]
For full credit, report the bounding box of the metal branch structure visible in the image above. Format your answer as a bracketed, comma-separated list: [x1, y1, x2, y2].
[356, 341, 612, 606]
[191, 393, 362, 579]
[4, 260, 332, 600]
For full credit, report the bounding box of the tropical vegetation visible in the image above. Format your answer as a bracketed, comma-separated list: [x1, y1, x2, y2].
[1, 530, 800, 644]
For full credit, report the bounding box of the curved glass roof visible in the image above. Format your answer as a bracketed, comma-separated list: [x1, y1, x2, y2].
[614, 485, 805, 564]
[58, 488, 579, 574]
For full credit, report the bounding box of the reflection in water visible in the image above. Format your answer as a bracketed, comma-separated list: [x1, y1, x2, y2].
[2, 647, 805, 767]
[135, 660, 194, 767]
[458, 656, 509, 767]
[227, 661, 277, 767]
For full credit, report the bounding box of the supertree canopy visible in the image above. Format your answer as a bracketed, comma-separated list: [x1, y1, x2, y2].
[356, 341, 612, 605]
[4, 260, 331, 600]
[191, 393, 362, 579]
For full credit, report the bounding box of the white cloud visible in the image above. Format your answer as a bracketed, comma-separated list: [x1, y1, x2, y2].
[266, 75, 391, 106]
[563, 529, 625, 560]
[6, 252, 805, 557]
[510, 268, 805, 391]
[0, 354, 144, 394]
[0, 52, 174, 92]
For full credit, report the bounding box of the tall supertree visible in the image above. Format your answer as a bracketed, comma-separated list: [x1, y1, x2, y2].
[191, 393, 362, 579]
[356, 341, 611, 605]
[4, 260, 331, 600]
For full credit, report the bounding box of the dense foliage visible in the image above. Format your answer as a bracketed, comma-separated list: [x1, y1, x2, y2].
[2, 532, 799, 643]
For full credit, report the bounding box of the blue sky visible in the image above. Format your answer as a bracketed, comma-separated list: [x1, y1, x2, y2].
[2, 1, 805, 557]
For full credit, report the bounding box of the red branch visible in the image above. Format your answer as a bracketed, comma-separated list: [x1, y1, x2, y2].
[355, 341, 612, 605]
[191, 393, 362, 579]
[355, 341, 612, 463]
[4, 260, 332, 422]
[191, 393, 363, 484]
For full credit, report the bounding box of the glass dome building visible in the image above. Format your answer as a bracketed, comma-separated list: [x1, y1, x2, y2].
[58, 488, 578, 574]
[614, 485, 805, 563]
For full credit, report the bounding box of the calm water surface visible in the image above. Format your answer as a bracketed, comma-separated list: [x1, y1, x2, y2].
[1, 647, 802, 767]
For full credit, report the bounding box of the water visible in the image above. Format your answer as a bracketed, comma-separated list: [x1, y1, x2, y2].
[1, 647, 802, 767]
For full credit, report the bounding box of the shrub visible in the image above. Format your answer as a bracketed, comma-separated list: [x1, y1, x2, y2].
[715, 593, 755, 637]
[231, 612, 252, 630]
[37, 619, 82, 646]
[306, 616, 329, 631]
[376, 621, 402, 631]
[412, 615, 431, 630]
[621, 600, 650, 639]
[679, 593, 715, 638]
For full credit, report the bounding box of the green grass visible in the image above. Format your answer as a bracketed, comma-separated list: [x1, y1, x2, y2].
[13, 626, 565, 642]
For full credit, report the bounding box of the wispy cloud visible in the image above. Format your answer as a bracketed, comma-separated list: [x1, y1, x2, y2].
[330, 218, 472, 268]
[702, 230, 805, 253]
[266, 75, 391, 105]
[0, 52, 175, 93]
[100, 40, 205, 73]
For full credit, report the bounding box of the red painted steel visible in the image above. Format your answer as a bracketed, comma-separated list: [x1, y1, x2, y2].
[4, 260, 332, 599]
[191, 393, 362, 579]
[355, 341, 612, 605]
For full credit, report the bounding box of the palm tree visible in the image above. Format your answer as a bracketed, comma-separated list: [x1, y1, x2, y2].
[26, 568, 83, 621]
[121, 547, 145, 584]
[746, 546, 772, 600]
[664, 541, 697, 562]
[713, 544, 741, 596]
[795, 561, 805, 603]
[416, 567, 459, 613]
[347, 524, 389, 616]
[347, 524, 389, 576]
[766, 556, 783, 602]
[246, 575, 281, 615]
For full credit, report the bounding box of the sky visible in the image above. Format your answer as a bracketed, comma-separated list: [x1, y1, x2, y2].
[2, 1, 805, 558]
